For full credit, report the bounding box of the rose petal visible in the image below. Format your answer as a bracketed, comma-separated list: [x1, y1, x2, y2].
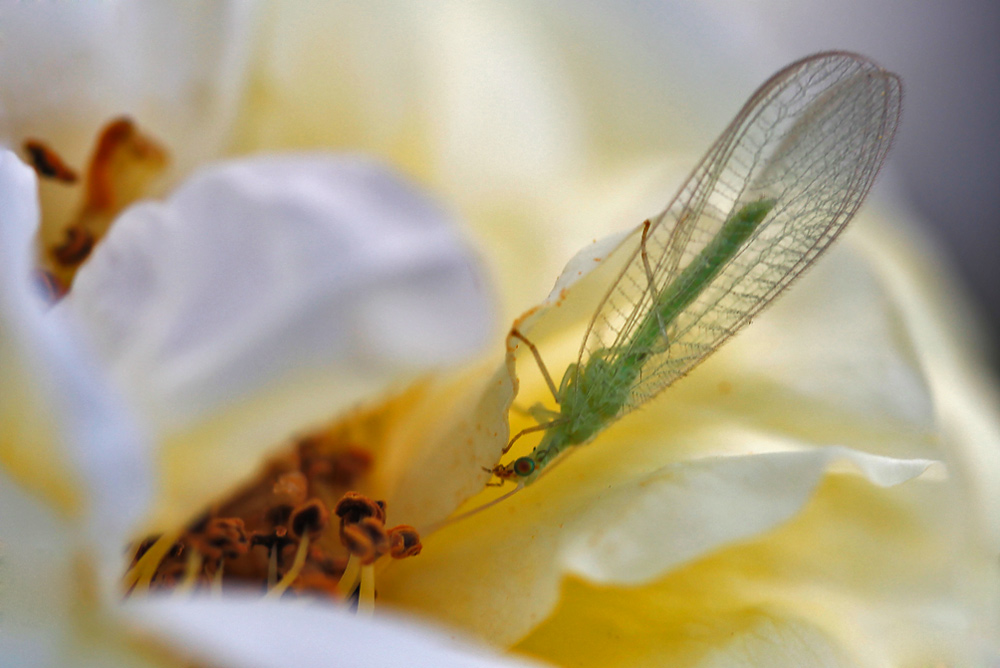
[0, 2, 254, 172]
[559, 447, 935, 583]
[0, 150, 151, 563]
[380, 443, 934, 645]
[0, 463, 78, 665]
[514, 454, 994, 667]
[124, 596, 543, 668]
[62, 155, 494, 529]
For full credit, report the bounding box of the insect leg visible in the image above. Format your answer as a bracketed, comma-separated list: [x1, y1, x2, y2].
[502, 418, 566, 455]
[480, 466, 507, 486]
[510, 328, 561, 404]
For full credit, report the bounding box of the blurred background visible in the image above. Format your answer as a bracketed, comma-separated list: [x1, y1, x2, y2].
[588, 0, 1000, 359]
[3, 0, 996, 361]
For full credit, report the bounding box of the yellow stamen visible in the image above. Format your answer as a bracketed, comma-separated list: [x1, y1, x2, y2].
[175, 549, 202, 595]
[124, 530, 180, 594]
[358, 564, 375, 617]
[264, 536, 309, 599]
[336, 553, 362, 600]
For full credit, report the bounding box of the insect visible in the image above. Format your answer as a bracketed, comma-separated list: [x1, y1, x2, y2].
[489, 51, 902, 487]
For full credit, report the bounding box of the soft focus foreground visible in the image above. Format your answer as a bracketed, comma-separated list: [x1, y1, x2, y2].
[1, 3, 999, 668]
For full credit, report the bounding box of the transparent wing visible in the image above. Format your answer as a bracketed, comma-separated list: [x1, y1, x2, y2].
[578, 51, 902, 415]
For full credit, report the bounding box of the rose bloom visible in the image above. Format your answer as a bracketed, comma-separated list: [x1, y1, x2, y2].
[2, 4, 999, 668]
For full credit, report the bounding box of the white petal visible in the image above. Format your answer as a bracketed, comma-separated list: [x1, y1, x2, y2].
[714, 236, 935, 431]
[0, 464, 76, 666]
[381, 442, 935, 646]
[125, 596, 542, 668]
[560, 446, 936, 583]
[0, 150, 151, 568]
[0, 2, 255, 174]
[63, 155, 494, 527]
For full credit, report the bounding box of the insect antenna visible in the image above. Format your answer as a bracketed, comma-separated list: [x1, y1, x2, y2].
[419, 483, 525, 535]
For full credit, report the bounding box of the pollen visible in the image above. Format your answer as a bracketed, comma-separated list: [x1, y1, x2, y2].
[126, 428, 421, 612]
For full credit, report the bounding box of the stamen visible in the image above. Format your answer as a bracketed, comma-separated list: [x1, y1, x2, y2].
[124, 430, 393, 602]
[124, 530, 181, 595]
[336, 554, 362, 599]
[175, 548, 203, 595]
[23, 140, 79, 182]
[36, 116, 168, 290]
[264, 536, 310, 599]
[387, 525, 422, 559]
[340, 517, 389, 564]
[358, 564, 376, 617]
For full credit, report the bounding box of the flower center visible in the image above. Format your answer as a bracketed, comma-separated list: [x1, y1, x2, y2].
[23, 117, 168, 299]
[124, 428, 422, 613]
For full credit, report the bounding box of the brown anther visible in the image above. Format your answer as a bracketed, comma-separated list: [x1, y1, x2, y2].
[186, 517, 247, 561]
[290, 498, 329, 539]
[387, 525, 423, 559]
[202, 517, 248, 560]
[340, 517, 390, 565]
[272, 471, 308, 508]
[23, 139, 79, 182]
[333, 492, 386, 527]
[250, 525, 295, 556]
[51, 226, 95, 267]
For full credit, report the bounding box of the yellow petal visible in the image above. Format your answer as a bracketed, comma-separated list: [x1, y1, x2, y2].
[515, 469, 994, 666]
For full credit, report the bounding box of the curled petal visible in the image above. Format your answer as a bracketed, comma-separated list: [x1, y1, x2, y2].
[123, 596, 543, 668]
[63, 155, 495, 529]
[0, 150, 150, 572]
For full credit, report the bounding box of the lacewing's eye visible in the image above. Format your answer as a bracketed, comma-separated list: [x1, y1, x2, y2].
[513, 457, 536, 477]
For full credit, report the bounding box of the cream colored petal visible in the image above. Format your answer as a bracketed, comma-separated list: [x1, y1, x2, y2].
[559, 447, 935, 584]
[0, 466, 183, 668]
[0, 2, 254, 170]
[380, 445, 933, 646]
[0, 2, 256, 252]
[62, 155, 494, 530]
[853, 210, 1000, 550]
[124, 596, 544, 668]
[371, 361, 516, 532]
[0, 151, 151, 561]
[514, 463, 993, 667]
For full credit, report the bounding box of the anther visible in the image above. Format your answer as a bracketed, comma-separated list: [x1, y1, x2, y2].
[340, 517, 390, 565]
[387, 525, 422, 559]
[23, 139, 79, 183]
[197, 517, 248, 561]
[334, 492, 386, 528]
[290, 498, 329, 539]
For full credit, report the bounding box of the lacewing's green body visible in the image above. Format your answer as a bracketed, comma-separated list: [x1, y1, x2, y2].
[494, 52, 902, 485]
[529, 200, 773, 465]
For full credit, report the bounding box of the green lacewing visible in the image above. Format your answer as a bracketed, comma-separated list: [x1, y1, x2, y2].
[490, 51, 902, 486]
